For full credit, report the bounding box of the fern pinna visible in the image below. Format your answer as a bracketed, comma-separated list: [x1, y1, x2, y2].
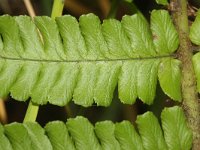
[0, 10, 181, 107]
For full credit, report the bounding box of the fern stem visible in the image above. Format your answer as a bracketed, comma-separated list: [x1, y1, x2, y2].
[23, 101, 39, 122]
[51, 0, 64, 19]
[171, 0, 200, 149]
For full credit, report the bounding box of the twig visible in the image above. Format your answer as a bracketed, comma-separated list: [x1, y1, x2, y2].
[23, 0, 36, 17]
[0, 100, 7, 124]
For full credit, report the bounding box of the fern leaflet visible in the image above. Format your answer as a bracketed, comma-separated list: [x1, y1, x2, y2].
[0, 10, 181, 106]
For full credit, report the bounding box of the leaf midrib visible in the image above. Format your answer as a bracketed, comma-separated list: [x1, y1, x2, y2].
[0, 54, 174, 63]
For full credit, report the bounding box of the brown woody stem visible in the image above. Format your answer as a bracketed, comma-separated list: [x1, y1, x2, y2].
[171, 0, 200, 149]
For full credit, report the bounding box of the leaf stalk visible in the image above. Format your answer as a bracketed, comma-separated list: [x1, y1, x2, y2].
[51, 0, 64, 19]
[23, 101, 39, 122]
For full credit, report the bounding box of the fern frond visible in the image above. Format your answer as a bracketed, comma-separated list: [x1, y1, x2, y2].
[0, 10, 181, 106]
[0, 106, 192, 150]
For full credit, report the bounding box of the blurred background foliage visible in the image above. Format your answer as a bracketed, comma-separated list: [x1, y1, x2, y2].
[0, 0, 199, 126]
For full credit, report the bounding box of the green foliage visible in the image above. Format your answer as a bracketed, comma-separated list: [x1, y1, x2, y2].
[0, 106, 192, 150]
[155, 0, 168, 5]
[4, 123, 33, 150]
[66, 117, 101, 150]
[115, 121, 143, 150]
[161, 107, 193, 150]
[23, 122, 52, 150]
[0, 10, 181, 107]
[45, 121, 75, 150]
[158, 58, 181, 101]
[151, 10, 179, 54]
[123, 0, 133, 3]
[95, 121, 120, 150]
[189, 10, 200, 45]
[190, 10, 200, 93]
[0, 124, 12, 150]
[136, 112, 168, 149]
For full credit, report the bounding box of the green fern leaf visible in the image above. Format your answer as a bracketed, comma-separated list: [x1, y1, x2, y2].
[158, 58, 182, 101]
[45, 121, 75, 150]
[161, 106, 193, 150]
[23, 122, 53, 150]
[190, 9, 200, 45]
[4, 122, 53, 150]
[0, 10, 181, 106]
[0, 106, 192, 150]
[193, 53, 200, 92]
[151, 10, 179, 54]
[66, 116, 101, 150]
[121, 14, 156, 57]
[0, 124, 12, 150]
[95, 121, 120, 150]
[155, 0, 168, 5]
[136, 112, 168, 150]
[115, 121, 144, 150]
[4, 123, 33, 150]
[190, 9, 200, 93]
